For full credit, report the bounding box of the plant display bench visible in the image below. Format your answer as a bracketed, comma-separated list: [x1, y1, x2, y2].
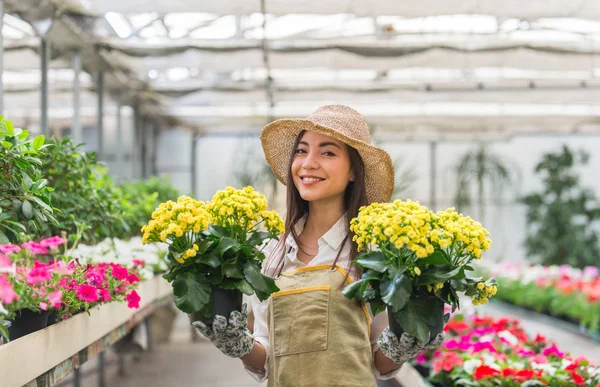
[0, 276, 172, 387]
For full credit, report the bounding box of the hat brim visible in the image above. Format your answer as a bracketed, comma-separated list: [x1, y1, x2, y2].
[260, 118, 395, 203]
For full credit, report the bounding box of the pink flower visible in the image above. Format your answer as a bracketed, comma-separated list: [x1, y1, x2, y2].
[99, 288, 111, 302]
[415, 353, 428, 365]
[76, 284, 99, 303]
[21, 241, 49, 255]
[0, 253, 13, 270]
[472, 341, 498, 354]
[39, 236, 67, 249]
[48, 290, 63, 308]
[126, 290, 140, 309]
[532, 354, 549, 364]
[26, 263, 52, 285]
[132, 259, 145, 267]
[0, 275, 19, 304]
[0, 244, 21, 254]
[127, 272, 140, 284]
[39, 302, 48, 311]
[50, 260, 73, 275]
[111, 266, 129, 281]
[543, 344, 565, 358]
[86, 270, 106, 287]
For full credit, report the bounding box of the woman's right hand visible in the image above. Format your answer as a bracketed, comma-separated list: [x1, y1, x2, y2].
[191, 303, 255, 358]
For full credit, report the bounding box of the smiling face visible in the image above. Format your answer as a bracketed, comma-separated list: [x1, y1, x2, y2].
[290, 131, 354, 205]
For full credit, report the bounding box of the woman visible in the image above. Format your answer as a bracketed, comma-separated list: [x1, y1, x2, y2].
[193, 105, 444, 386]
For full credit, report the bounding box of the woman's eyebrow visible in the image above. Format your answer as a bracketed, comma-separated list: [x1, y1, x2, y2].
[298, 140, 341, 149]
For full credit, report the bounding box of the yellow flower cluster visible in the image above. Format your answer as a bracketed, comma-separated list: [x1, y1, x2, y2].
[350, 200, 435, 258]
[208, 186, 284, 235]
[426, 282, 445, 293]
[141, 196, 210, 245]
[471, 281, 498, 305]
[434, 208, 491, 259]
[350, 200, 491, 261]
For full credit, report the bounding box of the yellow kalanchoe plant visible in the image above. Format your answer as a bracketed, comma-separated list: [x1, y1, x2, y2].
[142, 187, 283, 317]
[343, 200, 497, 343]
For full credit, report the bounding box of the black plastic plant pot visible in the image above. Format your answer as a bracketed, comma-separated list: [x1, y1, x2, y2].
[387, 298, 445, 342]
[7, 309, 50, 341]
[189, 286, 243, 326]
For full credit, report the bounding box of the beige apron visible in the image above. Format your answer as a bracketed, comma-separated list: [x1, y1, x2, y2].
[267, 264, 377, 387]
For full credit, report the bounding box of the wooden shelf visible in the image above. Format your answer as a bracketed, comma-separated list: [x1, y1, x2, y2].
[0, 276, 173, 387]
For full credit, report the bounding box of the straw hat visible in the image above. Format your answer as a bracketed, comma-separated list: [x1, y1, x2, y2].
[260, 104, 395, 203]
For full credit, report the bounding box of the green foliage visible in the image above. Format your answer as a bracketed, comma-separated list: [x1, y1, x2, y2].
[521, 145, 600, 268]
[39, 137, 128, 244]
[0, 117, 56, 243]
[494, 277, 600, 335]
[163, 225, 279, 314]
[118, 176, 180, 238]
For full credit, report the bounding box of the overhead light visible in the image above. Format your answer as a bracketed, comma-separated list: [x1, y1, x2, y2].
[31, 18, 53, 38]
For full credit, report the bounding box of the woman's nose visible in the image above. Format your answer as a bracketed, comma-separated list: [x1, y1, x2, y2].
[302, 151, 319, 170]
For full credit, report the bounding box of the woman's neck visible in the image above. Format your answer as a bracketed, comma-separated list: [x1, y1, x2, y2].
[303, 199, 345, 240]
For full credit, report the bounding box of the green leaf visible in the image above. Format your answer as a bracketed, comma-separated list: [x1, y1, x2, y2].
[397, 299, 431, 343]
[355, 252, 387, 272]
[172, 271, 211, 313]
[341, 280, 365, 300]
[380, 274, 412, 313]
[247, 231, 272, 247]
[417, 266, 462, 285]
[222, 259, 245, 279]
[196, 239, 212, 255]
[243, 262, 279, 298]
[28, 196, 53, 213]
[220, 279, 254, 295]
[4, 120, 14, 135]
[21, 200, 33, 219]
[0, 213, 11, 222]
[368, 299, 387, 316]
[32, 135, 45, 150]
[419, 251, 449, 265]
[208, 224, 231, 238]
[0, 141, 11, 149]
[0, 229, 9, 244]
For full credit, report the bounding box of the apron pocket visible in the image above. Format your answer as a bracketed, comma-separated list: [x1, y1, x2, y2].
[272, 285, 330, 356]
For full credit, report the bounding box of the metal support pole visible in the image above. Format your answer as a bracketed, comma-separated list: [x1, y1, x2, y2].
[117, 353, 126, 376]
[73, 368, 81, 387]
[40, 38, 49, 136]
[96, 72, 104, 160]
[191, 135, 198, 197]
[0, 1, 4, 115]
[429, 141, 437, 210]
[144, 317, 153, 352]
[151, 123, 158, 176]
[71, 51, 82, 143]
[98, 351, 106, 387]
[132, 105, 139, 179]
[140, 118, 147, 179]
[116, 94, 123, 181]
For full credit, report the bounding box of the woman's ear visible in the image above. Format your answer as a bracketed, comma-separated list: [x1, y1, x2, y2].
[349, 169, 355, 182]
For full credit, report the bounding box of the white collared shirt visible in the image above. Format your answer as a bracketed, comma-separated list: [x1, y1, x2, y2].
[245, 213, 400, 382]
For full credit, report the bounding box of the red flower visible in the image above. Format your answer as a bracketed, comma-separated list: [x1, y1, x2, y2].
[76, 284, 99, 303]
[473, 365, 500, 380]
[126, 290, 140, 309]
[127, 272, 140, 284]
[111, 266, 129, 281]
[132, 259, 145, 267]
[570, 370, 585, 386]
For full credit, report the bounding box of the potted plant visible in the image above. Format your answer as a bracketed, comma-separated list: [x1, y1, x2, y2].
[343, 200, 497, 343]
[142, 186, 283, 324]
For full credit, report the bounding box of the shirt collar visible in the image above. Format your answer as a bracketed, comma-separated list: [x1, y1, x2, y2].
[286, 212, 348, 251]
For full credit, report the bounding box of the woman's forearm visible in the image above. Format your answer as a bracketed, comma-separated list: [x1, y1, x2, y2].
[241, 341, 267, 372]
[373, 348, 403, 376]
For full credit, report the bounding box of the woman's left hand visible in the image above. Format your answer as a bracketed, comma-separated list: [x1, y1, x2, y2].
[377, 327, 445, 365]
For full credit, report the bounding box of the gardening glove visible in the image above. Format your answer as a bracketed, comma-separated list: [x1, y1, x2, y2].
[377, 327, 445, 365]
[191, 303, 255, 358]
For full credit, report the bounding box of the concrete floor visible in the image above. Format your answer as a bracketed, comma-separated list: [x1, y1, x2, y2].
[62, 301, 599, 387]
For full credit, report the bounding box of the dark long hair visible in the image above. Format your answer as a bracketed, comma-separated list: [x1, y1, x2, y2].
[265, 130, 368, 279]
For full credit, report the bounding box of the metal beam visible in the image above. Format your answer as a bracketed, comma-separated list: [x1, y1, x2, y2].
[72, 51, 82, 143]
[40, 38, 49, 136]
[97, 72, 104, 160]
